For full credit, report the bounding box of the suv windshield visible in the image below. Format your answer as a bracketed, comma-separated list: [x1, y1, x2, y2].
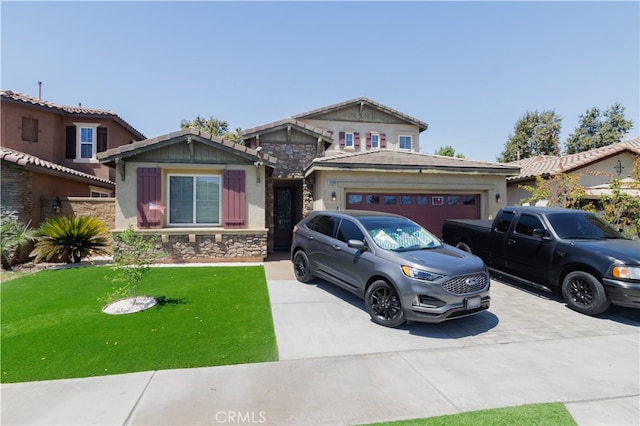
[358, 216, 442, 251]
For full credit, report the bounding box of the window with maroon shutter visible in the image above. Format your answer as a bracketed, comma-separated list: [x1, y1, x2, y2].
[354, 132, 360, 147]
[380, 133, 387, 148]
[366, 133, 372, 148]
[223, 170, 246, 228]
[65, 126, 76, 159]
[97, 127, 108, 152]
[339, 131, 345, 148]
[137, 167, 162, 228]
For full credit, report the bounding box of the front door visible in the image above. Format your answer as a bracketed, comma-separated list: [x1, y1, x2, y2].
[274, 186, 296, 250]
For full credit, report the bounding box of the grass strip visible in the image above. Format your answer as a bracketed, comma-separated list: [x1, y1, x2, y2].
[1, 265, 278, 383]
[363, 402, 576, 425]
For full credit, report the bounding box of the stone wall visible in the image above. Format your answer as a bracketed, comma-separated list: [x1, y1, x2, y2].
[41, 197, 116, 229]
[1, 162, 33, 223]
[113, 231, 268, 263]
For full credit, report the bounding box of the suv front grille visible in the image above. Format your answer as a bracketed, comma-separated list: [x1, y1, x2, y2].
[442, 273, 488, 295]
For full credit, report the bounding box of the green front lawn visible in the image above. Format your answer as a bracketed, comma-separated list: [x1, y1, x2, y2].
[1, 265, 278, 383]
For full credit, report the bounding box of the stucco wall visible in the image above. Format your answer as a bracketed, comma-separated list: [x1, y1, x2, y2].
[114, 161, 265, 230]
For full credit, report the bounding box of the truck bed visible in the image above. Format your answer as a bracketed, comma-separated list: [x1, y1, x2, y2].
[443, 218, 493, 229]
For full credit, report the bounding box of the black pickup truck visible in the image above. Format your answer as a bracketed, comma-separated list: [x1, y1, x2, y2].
[442, 206, 640, 315]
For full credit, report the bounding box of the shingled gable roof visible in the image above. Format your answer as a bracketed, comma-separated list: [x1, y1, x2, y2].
[242, 118, 334, 143]
[507, 138, 640, 182]
[0, 90, 146, 140]
[305, 150, 519, 177]
[97, 127, 277, 167]
[292, 97, 428, 132]
[1, 147, 114, 186]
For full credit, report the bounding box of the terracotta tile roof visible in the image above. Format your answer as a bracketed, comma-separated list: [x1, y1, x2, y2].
[307, 150, 519, 175]
[98, 127, 277, 167]
[507, 138, 640, 182]
[292, 97, 429, 132]
[242, 118, 334, 143]
[0, 90, 146, 140]
[1, 147, 114, 186]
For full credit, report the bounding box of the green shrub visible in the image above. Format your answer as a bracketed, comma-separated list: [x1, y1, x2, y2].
[0, 214, 38, 270]
[30, 216, 110, 264]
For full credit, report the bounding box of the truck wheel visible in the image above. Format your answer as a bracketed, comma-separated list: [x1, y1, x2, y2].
[456, 242, 472, 254]
[365, 280, 406, 328]
[562, 271, 610, 315]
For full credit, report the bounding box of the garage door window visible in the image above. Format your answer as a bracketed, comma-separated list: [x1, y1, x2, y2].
[367, 195, 379, 204]
[383, 195, 396, 205]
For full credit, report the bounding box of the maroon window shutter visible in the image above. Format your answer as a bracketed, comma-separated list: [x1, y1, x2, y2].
[223, 170, 246, 228]
[65, 126, 76, 159]
[354, 132, 360, 147]
[137, 167, 162, 228]
[380, 133, 387, 148]
[97, 127, 108, 152]
[366, 133, 372, 148]
[339, 131, 345, 148]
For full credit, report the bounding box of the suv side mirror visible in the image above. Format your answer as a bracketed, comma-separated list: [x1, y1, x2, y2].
[348, 239, 368, 251]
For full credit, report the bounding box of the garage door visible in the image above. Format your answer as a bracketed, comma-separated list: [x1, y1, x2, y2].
[346, 192, 480, 237]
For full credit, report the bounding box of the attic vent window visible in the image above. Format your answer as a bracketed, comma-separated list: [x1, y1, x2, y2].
[21, 117, 39, 142]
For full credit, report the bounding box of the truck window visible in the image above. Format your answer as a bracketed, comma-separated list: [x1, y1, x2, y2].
[495, 211, 515, 233]
[514, 214, 544, 237]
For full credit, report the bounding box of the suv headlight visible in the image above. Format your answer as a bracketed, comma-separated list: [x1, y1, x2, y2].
[402, 265, 445, 282]
[612, 266, 640, 280]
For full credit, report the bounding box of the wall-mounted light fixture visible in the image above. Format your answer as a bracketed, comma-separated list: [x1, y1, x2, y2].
[331, 191, 337, 201]
[53, 197, 62, 214]
[495, 193, 501, 203]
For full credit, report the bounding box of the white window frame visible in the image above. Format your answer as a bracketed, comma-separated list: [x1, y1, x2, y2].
[345, 132, 354, 148]
[371, 133, 380, 149]
[89, 186, 112, 198]
[399, 135, 412, 150]
[73, 122, 100, 162]
[167, 173, 221, 226]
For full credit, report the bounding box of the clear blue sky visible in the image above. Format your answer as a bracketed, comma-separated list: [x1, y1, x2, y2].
[2, 1, 638, 162]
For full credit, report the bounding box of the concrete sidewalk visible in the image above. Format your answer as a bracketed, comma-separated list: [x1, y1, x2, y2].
[2, 255, 639, 425]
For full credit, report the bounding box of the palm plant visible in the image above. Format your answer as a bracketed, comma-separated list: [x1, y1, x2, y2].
[1, 217, 39, 270]
[30, 216, 111, 264]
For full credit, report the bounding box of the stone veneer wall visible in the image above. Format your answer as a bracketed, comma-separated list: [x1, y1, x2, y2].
[1, 162, 33, 223]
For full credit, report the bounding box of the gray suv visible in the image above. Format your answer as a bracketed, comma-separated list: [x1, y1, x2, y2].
[291, 210, 490, 327]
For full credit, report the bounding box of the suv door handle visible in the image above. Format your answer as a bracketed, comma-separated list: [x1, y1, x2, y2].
[507, 239, 516, 245]
[332, 245, 341, 251]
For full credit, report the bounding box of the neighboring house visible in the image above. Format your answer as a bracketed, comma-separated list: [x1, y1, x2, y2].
[0, 90, 145, 225]
[100, 97, 519, 261]
[506, 138, 640, 206]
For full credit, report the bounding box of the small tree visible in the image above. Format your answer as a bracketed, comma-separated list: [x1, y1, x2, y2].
[519, 173, 586, 208]
[30, 216, 110, 264]
[110, 225, 161, 304]
[0, 214, 38, 270]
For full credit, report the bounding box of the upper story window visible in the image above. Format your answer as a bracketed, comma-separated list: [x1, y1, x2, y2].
[21, 117, 39, 142]
[345, 132, 354, 148]
[399, 135, 412, 150]
[339, 131, 360, 150]
[66, 123, 107, 162]
[371, 133, 379, 149]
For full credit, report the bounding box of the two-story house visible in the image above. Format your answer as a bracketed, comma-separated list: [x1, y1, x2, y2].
[1, 90, 145, 225]
[99, 97, 519, 261]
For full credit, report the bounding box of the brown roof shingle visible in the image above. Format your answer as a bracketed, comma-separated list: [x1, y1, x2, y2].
[507, 138, 640, 182]
[1, 147, 114, 186]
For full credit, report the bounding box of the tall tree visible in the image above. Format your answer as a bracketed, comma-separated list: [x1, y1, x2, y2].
[498, 110, 561, 162]
[564, 103, 633, 154]
[434, 145, 465, 158]
[180, 115, 243, 142]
